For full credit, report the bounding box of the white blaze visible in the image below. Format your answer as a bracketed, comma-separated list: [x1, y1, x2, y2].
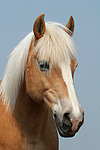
[61, 61, 81, 119]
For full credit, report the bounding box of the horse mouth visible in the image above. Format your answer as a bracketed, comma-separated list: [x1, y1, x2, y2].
[56, 124, 75, 138]
[55, 118, 75, 138]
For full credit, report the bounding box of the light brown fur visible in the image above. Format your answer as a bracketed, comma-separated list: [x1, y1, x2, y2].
[0, 15, 84, 150]
[0, 41, 79, 150]
[0, 72, 59, 150]
[0, 40, 59, 150]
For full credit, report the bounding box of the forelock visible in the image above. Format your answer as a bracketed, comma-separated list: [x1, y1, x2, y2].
[34, 22, 75, 67]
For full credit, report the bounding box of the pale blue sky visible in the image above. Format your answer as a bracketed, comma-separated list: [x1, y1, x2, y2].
[0, 0, 100, 150]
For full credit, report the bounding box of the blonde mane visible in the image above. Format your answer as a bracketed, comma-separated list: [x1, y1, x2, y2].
[0, 22, 75, 110]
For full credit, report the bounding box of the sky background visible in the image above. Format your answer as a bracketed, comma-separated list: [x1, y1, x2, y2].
[0, 0, 100, 150]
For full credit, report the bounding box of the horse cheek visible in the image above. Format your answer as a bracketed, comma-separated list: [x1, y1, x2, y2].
[25, 63, 44, 103]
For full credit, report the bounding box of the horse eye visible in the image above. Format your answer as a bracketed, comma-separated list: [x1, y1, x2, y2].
[38, 61, 50, 71]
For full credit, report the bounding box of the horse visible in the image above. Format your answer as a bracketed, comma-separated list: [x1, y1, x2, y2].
[0, 14, 84, 150]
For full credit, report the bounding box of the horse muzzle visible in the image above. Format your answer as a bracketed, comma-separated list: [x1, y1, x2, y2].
[54, 112, 84, 138]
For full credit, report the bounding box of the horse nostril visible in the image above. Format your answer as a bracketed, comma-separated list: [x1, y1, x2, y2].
[64, 112, 70, 120]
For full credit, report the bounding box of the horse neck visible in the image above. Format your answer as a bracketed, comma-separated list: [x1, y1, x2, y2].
[13, 81, 48, 142]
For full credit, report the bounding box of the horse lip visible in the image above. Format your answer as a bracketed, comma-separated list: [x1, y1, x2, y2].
[54, 118, 75, 138]
[57, 123, 75, 138]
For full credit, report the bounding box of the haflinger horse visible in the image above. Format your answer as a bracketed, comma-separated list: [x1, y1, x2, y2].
[0, 14, 84, 150]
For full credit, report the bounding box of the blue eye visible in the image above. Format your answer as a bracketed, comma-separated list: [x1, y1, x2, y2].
[38, 61, 50, 71]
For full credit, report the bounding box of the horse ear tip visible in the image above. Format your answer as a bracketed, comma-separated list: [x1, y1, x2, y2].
[36, 14, 45, 21]
[37, 14, 45, 19]
[70, 16, 74, 19]
[69, 16, 74, 24]
[41, 14, 45, 17]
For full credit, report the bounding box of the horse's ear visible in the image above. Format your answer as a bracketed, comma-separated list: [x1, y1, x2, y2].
[33, 14, 46, 39]
[65, 16, 74, 37]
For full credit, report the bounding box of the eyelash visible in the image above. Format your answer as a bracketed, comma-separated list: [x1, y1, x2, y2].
[38, 61, 50, 71]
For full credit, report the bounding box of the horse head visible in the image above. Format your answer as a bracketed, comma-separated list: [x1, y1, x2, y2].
[25, 14, 84, 137]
